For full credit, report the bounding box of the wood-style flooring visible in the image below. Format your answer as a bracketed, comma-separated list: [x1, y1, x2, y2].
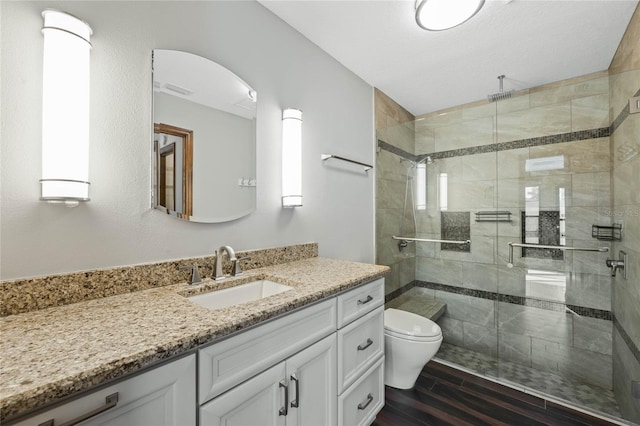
[374, 361, 618, 426]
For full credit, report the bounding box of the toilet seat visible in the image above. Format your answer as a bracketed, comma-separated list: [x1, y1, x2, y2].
[384, 308, 442, 342]
[385, 328, 442, 342]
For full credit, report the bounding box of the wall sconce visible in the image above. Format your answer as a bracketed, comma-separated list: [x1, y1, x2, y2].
[282, 108, 302, 208]
[40, 10, 92, 207]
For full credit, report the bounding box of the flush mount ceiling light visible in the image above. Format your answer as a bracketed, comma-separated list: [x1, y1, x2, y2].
[415, 0, 485, 31]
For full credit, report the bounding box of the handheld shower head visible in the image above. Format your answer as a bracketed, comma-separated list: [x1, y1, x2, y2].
[488, 75, 514, 102]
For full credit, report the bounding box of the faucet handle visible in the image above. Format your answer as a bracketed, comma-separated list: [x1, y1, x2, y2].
[212, 250, 223, 280]
[232, 257, 251, 277]
[179, 264, 202, 285]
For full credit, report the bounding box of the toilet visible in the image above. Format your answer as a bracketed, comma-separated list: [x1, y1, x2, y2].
[384, 308, 443, 389]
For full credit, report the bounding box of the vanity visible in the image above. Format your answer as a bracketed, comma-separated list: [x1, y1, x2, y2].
[0, 256, 388, 425]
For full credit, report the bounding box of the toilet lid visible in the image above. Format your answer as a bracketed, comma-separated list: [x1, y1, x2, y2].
[384, 308, 442, 338]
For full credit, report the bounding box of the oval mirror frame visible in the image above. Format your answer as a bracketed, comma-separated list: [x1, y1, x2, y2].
[151, 49, 257, 223]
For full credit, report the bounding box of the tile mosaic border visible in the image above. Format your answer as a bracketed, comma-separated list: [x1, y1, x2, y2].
[377, 139, 417, 162]
[613, 314, 640, 365]
[0, 242, 318, 317]
[379, 128, 611, 161]
[395, 280, 615, 321]
[611, 87, 640, 134]
[384, 280, 417, 303]
[424, 128, 611, 160]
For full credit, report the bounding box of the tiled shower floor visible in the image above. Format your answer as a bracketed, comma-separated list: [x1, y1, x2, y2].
[435, 342, 622, 419]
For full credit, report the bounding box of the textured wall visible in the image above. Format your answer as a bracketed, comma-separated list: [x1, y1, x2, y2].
[609, 2, 640, 422]
[0, 1, 375, 280]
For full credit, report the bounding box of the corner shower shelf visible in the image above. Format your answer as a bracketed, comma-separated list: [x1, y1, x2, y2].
[475, 211, 512, 222]
[592, 223, 623, 241]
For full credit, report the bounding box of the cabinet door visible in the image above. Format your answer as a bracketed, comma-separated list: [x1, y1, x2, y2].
[200, 363, 287, 426]
[286, 335, 337, 426]
[15, 355, 196, 426]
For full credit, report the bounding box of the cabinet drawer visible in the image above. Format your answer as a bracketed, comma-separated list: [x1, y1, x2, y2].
[338, 356, 384, 426]
[199, 298, 336, 404]
[337, 278, 384, 328]
[12, 354, 196, 426]
[337, 306, 384, 393]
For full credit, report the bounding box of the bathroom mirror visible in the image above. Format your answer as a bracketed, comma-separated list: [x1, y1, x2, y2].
[152, 49, 257, 223]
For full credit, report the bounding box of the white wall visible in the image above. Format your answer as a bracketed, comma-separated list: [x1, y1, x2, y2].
[0, 1, 375, 280]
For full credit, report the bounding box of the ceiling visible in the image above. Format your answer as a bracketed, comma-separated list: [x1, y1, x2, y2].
[258, 0, 638, 116]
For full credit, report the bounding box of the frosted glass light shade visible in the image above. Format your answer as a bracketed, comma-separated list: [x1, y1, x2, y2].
[41, 10, 92, 206]
[415, 0, 484, 31]
[282, 108, 302, 208]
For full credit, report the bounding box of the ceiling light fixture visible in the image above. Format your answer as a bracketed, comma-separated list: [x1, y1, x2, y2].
[415, 0, 485, 31]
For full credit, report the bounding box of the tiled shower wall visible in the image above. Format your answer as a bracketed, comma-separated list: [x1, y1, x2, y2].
[411, 73, 615, 390]
[375, 89, 417, 297]
[609, 2, 640, 421]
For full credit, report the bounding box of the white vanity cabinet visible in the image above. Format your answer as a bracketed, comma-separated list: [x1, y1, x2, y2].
[198, 277, 385, 426]
[14, 354, 196, 426]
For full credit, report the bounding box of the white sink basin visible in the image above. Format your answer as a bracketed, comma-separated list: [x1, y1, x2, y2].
[188, 280, 293, 311]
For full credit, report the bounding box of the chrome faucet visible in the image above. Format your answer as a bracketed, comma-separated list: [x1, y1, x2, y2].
[213, 245, 237, 280]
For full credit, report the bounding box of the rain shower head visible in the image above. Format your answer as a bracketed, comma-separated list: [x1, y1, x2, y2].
[488, 75, 514, 102]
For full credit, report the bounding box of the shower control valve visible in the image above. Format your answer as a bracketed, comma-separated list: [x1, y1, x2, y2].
[606, 251, 627, 279]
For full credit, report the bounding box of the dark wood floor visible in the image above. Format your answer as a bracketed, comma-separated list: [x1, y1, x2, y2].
[374, 361, 618, 426]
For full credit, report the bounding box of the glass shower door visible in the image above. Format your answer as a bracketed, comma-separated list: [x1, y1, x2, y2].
[494, 74, 618, 417]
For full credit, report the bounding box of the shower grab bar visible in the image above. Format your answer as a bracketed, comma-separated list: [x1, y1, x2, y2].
[321, 154, 373, 171]
[507, 242, 609, 268]
[392, 236, 471, 245]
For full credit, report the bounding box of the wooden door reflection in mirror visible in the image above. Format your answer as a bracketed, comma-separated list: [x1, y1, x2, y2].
[154, 123, 193, 219]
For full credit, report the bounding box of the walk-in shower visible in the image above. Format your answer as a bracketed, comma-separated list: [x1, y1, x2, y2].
[375, 66, 640, 424]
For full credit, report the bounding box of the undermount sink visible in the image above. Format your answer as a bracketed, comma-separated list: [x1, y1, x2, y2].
[187, 280, 293, 311]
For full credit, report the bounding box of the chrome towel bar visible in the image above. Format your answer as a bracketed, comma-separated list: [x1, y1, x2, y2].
[392, 236, 471, 245]
[321, 154, 373, 171]
[507, 242, 609, 268]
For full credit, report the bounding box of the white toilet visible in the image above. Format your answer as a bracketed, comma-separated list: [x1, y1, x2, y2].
[384, 308, 443, 389]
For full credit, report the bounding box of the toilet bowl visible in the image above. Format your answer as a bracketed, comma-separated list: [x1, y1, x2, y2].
[384, 308, 443, 389]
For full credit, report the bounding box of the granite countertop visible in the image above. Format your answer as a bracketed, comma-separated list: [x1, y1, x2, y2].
[0, 257, 388, 422]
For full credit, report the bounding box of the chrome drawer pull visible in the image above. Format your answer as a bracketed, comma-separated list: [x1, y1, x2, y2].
[357, 393, 374, 411]
[279, 380, 289, 416]
[40, 393, 119, 426]
[357, 295, 373, 305]
[357, 338, 373, 351]
[290, 374, 300, 408]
